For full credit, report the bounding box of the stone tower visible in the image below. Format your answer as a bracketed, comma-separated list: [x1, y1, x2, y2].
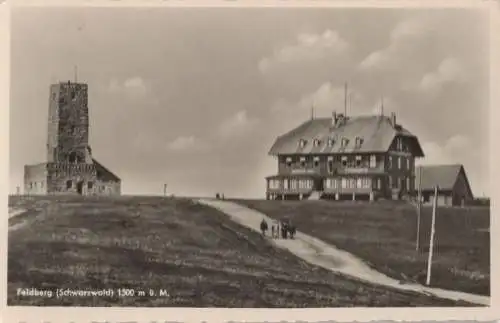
[24, 81, 121, 196]
[47, 81, 93, 164]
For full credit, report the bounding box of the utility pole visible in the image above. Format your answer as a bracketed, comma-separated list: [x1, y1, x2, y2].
[381, 96, 385, 116]
[344, 82, 348, 116]
[416, 167, 422, 251]
[163, 183, 167, 197]
[426, 185, 438, 286]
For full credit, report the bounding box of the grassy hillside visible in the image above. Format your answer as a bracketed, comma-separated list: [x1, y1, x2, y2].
[7, 195, 468, 307]
[233, 199, 490, 296]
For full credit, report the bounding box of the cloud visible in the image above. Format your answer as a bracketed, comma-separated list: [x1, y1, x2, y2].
[259, 29, 349, 73]
[417, 134, 488, 196]
[167, 135, 209, 152]
[108, 76, 149, 96]
[217, 110, 259, 138]
[418, 57, 466, 93]
[272, 82, 381, 119]
[358, 15, 431, 71]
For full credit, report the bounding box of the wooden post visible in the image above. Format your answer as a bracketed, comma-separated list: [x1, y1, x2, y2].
[416, 169, 422, 251]
[426, 185, 438, 286]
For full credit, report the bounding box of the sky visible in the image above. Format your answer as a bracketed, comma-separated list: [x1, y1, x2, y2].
[9, 6, 490, 198]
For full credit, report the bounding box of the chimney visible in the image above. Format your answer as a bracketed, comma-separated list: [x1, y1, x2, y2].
[332, 111, 337, 127]
[391, 112, 396, 127]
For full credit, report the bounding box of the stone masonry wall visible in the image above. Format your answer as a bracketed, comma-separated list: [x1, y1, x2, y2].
[94, 179, 122, 196]
[47, 82, 91, 164]
[46, 162, 97, 194]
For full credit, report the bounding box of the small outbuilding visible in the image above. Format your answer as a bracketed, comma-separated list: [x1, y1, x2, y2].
[415, 164, 474, 207]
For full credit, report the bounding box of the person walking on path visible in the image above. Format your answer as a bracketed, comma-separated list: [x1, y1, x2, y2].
[289, 222, 296, 239]
[281, 221, 288, 239]
[260, 218, 268, 236]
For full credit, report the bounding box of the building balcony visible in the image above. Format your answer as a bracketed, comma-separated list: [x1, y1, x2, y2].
[267, 187, 314, 194]
[322, 187, 374, 194]
[289, 166, 320, 175]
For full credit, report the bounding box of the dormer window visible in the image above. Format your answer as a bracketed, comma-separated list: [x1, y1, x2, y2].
[298, 139, 307, 148]
[285, 156, 292, 168]
[299, 157, 306, 167]
[355, 137, 364, 148]
[327, 138, 335, 147]
[313, 139, 321, 147]
[341, 137, 349, 148]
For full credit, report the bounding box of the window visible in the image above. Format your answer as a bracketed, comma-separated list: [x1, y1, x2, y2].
[300, 157, 306, 168]
[327, 138, 335, 147]
[406, 177, 410, 191]
[349, 178, 356, 188]
[298, 139, 307, 148]
[284, 179, 289, 190]
[69, 151, 77, 163]
[313, 139, 320, 147]
[389, 177, 392, 188]
[407, 158, 410, 170]
[341, 178, 347, 188]
[313, 157, 320, 167]
[355, 137, 364, 148]
[66, 180, 72, 189]
[398, 157, 402, 169]
[341, 156, 348, 167]
[388, 156, 392, 169]
[377, 178, 381, 190]
[357, 178, 362, 188]
[341, 138, 349, 148]
[326, 179, 336, 189]
[369, 155, 376, 168]
[355, 155, 362, 167]
[88, 182, 93, 189]
[285, 157, 292, 168]
[327, 158, 334, 173]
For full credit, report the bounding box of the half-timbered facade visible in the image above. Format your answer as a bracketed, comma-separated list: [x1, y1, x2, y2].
[266, 112, 425, 201]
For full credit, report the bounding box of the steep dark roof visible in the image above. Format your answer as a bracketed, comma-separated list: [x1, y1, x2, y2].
[268, 115, 424, 156]
[92, 158, 121, 182]
[415, 164, 465, 191]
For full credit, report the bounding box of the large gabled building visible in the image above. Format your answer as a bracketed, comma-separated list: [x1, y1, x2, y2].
[265, 112, 425, 201]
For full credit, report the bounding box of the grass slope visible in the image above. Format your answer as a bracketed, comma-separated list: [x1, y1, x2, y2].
[233, 199, 490, 296]
[7, 196, 467, 307]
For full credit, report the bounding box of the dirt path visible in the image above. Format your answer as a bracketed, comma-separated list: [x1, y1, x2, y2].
[8, 208, 29, 231]
[197, 198, 489, 306]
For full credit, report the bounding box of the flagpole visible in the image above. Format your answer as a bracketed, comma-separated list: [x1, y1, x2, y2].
[426, 185, 438, 286]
